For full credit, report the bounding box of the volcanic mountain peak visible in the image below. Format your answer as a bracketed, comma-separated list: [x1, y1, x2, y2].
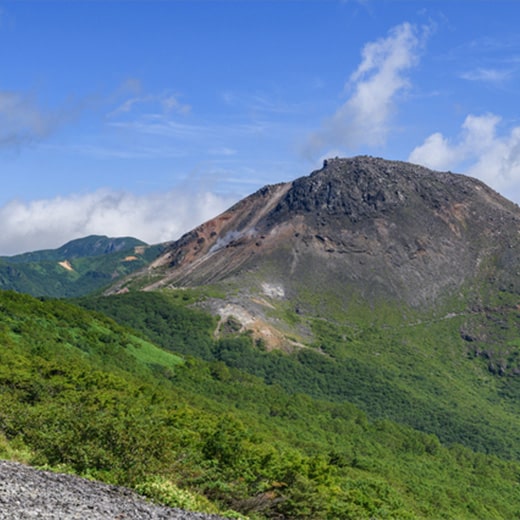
[272, 155, 514, 224]
[116, 156, 520, 309]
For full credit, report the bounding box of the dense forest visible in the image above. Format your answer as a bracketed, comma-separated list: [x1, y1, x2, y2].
[79, 290, 520, 460]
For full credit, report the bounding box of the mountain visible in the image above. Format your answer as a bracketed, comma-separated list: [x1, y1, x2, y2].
[98, 156, 520, 461]
[109, 156, 520, 377]
[4, 235, 146, 263]
[0, 235, 164, 298]
[3, 158, 520, 518]
[115, 156, 520, 308]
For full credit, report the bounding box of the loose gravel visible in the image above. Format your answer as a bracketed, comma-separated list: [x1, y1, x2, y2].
[0, 460, 229, 520]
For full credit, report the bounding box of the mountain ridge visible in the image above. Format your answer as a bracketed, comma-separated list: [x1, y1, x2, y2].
[0, 235, 164, 298]
[2, 235, 146, 263]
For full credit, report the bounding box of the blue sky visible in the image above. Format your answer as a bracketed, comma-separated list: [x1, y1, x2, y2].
[1, 0, 520, 254]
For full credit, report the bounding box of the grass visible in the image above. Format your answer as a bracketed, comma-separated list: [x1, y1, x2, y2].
[126, 336, 184, 369]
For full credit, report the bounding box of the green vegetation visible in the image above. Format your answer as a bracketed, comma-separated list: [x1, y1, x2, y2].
[0, 289, 518, 518]
[0, 236, 164, 298]
[2, 235, 146, 264]
[78, 290, 217, 356]
[79, 289, 520, 461]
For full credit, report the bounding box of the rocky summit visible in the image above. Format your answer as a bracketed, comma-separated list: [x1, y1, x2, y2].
[115, 156, 520, 308]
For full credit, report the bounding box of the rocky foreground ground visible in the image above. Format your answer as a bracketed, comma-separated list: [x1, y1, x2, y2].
[0, 460, 229, 520]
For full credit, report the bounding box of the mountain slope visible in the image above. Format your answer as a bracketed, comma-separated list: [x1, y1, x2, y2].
[81, 287, 520, 460]
[2, 289, 520, 519]
[115, 156, 520, 308]
[0, 235, 164, 298]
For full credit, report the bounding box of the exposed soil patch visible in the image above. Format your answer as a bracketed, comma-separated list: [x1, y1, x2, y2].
[58, 260, 74, 272]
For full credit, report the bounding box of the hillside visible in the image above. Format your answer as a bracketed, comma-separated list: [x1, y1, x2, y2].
[2, 289, 520, 519]
[0, 235, 164, 298]
[80, 287, 520, 462]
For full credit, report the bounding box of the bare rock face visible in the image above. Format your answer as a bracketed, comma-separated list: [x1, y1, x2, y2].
[115, 156, 520, 308]
[0, 460, 228, 520]
[266, 156, 520, 305]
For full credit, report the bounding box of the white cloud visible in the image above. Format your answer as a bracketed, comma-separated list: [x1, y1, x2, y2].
[407, 132, 460, 171]
[304, 22, 423, 157]
[0, 188, 238, 256]
[409, 113, 520, 202]
[409, 114, 501, 170]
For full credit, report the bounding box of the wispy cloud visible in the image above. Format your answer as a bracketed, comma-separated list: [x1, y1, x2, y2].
[108, 90, 191, 119]
[409, 113, 520, 201]
[108, 114, 270, 146]
[108, 118, 210, 139]
[444, 34, 520, 88]
[460, 67, 513, 84]
[221, 90, 304, 115]
[0, 188, 238, 256]
[0, 91, 63, 150]
[208, 147, 237, 157]
[303, 22, 425, 157]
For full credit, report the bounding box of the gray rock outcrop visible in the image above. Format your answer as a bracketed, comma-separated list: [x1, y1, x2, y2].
[0, 460, 229, 520]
